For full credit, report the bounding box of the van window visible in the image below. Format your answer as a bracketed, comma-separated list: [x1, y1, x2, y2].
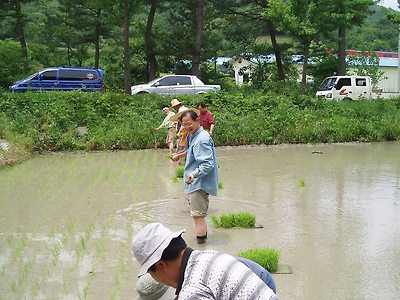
[41, 70, 57, 80]
[59, 69, 99, 81]
[319, 77, 336, 91]
[356, 78, 367, 86]
[336, 78, 351, 89]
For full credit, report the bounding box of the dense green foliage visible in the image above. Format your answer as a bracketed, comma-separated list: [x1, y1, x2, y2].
[1, 91, 400, 163]
[236, 248, 280, 273]
[347, 6, 399, 51]
[211, 212, 257, 228]
[0, 1, 398, 91]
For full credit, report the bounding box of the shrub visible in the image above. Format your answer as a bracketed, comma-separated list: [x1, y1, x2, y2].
[236, 248, 280, 273]
[1, 90, 400, 167]
[211, 212, 256, 228]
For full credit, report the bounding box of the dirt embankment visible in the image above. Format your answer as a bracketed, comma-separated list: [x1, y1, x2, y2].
[0, 140, 26, 168]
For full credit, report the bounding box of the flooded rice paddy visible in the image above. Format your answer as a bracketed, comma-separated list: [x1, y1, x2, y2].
[0, 142, 399, 299]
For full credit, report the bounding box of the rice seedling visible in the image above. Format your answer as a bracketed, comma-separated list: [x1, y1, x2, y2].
[110, 275, 121, 300]
[211, 212, 256, 228]
[218, 181, 223, 189]
[172, 165, 185, 182]
[79, 274, 94, 300]
[18, 259, 32, 285]
[175, 166, 184, 178]
[171, 176, 180, 183]
[74, 247, 82, 265]
[137, 151, 149, 185]
[79, 235, 86, 250]
[6, 233, 15, 245]
[128, 152, 141, 181]
[10, 279, 17, 292]
[51, 241, 62, 265]
[62, 273, 69, 294]
[164, 154, 173, 160]
[0, 264, 6, 276]
[299, 179, 305, 187]
[236, 247, 280, 273]
[84, 223, 95, 241]
[66, 218, 76, 238]
[11, 234, 27, 262]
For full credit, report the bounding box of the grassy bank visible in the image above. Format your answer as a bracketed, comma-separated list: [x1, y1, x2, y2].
[1, 90, 400, 166]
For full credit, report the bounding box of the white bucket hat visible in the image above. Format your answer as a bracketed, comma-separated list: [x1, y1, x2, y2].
[132, 223, 185, 277]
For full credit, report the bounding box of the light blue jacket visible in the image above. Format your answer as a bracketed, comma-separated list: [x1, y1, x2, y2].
[184, 127, 218, 196]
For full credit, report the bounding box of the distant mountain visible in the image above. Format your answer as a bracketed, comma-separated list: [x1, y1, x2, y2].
[346, 4, 398, 52]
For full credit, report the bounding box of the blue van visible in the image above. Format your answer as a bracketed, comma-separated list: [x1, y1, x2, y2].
[9, 67, 104, 92]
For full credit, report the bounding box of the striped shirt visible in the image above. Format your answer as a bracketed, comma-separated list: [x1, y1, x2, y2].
[177, 249, 278, 300]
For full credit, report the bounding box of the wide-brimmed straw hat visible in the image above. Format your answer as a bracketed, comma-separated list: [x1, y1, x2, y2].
[170, 99, 182, 108]
[169, 108, 200, 122]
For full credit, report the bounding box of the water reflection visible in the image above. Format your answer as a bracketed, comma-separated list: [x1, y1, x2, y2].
[0, 142, 399, 299]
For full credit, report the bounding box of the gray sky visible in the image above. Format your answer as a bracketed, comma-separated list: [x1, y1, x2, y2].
[379, 0, 399, 10]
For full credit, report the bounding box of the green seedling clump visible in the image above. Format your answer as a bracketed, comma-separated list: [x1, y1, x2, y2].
[236, 248, 280, 273]
[174, 166, 184, 179]
[211, 212, 256, 228]
[299, 179, 305, 187]
[218, 181, 223, 189]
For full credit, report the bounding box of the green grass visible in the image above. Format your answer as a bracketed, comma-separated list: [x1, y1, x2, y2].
[211, 212, 256, 228]
[299, 178, 305, 187]
[236, 248, 280, 273]
[1, 91, 400, 168]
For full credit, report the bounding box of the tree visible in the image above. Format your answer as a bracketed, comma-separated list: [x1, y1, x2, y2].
[0, 0, 31, 73]
[327, 0, 375, 75]
[144, 0, 158, 80]
[123, 0, 132, 94]
[266, 0, 330, 93]
[192, 0, 204, 76]
[207, 0, 286, 80]
[13, 0, 29, 73]
[0, 39, 26, 87]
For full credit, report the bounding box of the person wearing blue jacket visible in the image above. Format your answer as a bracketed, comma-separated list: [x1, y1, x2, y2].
[237, 257, 277, 293]
[172, 110, 218, 244]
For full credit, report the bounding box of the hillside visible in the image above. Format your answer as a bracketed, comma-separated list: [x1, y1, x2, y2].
[347, 5, 398, 52]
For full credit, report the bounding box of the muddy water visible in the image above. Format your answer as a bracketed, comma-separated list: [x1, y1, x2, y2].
[0, 142, 399, 299]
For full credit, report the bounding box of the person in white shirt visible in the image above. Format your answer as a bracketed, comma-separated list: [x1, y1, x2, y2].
[154, 105, 176, 154]
[132, 222, 278, 300]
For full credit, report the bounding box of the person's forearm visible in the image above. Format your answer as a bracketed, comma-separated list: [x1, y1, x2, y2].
[209, 124, 214, 134]
[172, 150, 187, 161]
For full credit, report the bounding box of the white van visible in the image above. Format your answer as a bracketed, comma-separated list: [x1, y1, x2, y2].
[316, 76, 375, 100]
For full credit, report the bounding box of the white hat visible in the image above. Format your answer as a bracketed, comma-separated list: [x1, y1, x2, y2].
[135, 273, 176, 300]
[132, 223, 185, 277]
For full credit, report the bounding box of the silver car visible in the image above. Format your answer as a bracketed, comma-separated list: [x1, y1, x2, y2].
[131, 75, 221, 95]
